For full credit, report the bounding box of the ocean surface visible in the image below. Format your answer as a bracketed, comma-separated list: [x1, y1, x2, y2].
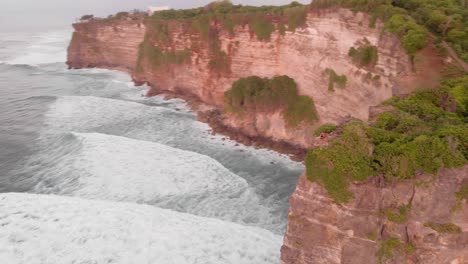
[0, 28, 303, 263]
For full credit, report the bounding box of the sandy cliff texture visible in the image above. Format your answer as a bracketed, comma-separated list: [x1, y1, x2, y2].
[281, 167, 468, 264]
[67, 8, 414, 149]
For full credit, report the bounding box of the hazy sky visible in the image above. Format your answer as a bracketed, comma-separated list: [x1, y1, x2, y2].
[0, 0, 310, 32]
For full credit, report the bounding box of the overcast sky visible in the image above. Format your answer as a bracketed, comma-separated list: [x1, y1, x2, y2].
[0, 0, 310, 32]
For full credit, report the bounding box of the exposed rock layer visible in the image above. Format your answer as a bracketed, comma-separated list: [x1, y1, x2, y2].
[67, 8, 415, 149]
[66, 8, 467, 264]
[281, 167, 468, 264]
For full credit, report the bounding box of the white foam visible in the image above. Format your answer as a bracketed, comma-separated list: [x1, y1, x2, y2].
[43, 96, 195, 147]
[34, 132, 247, 202]
[5, 30, 70, 66]
[0, 193, 281, 264]
[44, 96, 177, 132]
[44, 95, 302, 169]
[38, 96, 300, 232]
[25, 132, 281, 231]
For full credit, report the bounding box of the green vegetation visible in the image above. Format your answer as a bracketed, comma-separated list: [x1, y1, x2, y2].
[382, 204, 410, 223]
[385, 14, 427, 58]
[367, 230, 378, 241]
[80, 14, 94, 21]
[147, 1, 309, 40]
[305, 77, 467, 203]
[424, 222, 462, 234]
[377, 238, 402, 261]
[115, 12, 130, 19]
[311, 0, 468, 62]
[453, 182, 468, 211]
[137, 37, 191, 71]
[455, 183, 468, 201]
[377, 238, 415, 262]
[249, 17, 276, 41]
[324, 68, 347, 91]
[285, 4, 309, 32]
[135, 1, 310, 74]
[314, 123, 338, 136]
[348, 39, 378, 67]
[224, 75, 318, 127]
[305, 122, 375, 203]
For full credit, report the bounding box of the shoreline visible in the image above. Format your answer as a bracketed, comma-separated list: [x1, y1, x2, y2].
[146, 86, 309, 162]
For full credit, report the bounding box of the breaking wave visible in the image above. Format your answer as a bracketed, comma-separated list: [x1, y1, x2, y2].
[0, 193, 282, 264]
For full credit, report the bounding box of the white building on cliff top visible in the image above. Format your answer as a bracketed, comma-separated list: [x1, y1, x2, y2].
[148, 6, 170, 16]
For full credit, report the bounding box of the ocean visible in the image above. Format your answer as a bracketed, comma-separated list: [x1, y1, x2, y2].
[0, 28, 303, 263]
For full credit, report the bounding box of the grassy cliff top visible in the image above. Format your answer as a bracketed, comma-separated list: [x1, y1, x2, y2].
[306, 77, 468, 203]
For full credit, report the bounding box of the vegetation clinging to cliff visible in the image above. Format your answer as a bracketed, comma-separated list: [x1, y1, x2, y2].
[311, 0, 468, 62]
[136, 1, 310, 75]
[306, 77, 468, 203]
[324, 68, 347, 92]
[137, 37, 191, 72]
[148, 1, 309, 40]
[348, 39, 378, 67]
[224, 75, 318, 127]
[314, 123, 337, 136]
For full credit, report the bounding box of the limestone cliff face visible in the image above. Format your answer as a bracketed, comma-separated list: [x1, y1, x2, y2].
[68, 8, 467, 264]
[281, 167, 468, 264]
[68, 19, 146, 73]
[67, 8, 413, 149]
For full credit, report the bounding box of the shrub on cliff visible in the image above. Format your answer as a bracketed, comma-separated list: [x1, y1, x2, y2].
[306, 122, 375, 203]
[137, 38, 191, 71]
[137, 1, 311, 75]
[314, 123, 337, 136]
[224, 75, 318, 127]
[324, 68, 347, 91]
[80, 14, 94, 21]
[310, 0, 468, 61]
[348, 39, 378, 67]
[249, 17, 276, 41]
[305, 77, 468, 203]
[385, 14, 427, 57]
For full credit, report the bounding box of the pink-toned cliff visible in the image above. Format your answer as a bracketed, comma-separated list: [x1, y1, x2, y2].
[67, 7, 466, 264]
[67, 8, 415, 149]
[281, 167, 468, 264]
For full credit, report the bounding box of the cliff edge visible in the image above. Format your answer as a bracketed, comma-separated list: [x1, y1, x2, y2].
[67, 8, 417, 149]
[282, 167, 468, 264]
[67, 4, 467, 264]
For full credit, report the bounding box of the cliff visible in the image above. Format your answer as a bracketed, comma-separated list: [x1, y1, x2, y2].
[281, 167, 468, 264]
[67, 6, 466, 264]
[67, 8, 418, 149]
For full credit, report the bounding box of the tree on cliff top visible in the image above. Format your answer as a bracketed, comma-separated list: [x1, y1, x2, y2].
[80, 15, 94, 21]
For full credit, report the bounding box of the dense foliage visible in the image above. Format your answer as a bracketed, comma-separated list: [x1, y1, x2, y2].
[224, 75, 318, 127]
[456, 183, 468, 200]
[306, 77, 468, 203]
[135, 1, 309, 74]
[314, 123, 338, 136]
[148, 1, 309, 40]
[324, 68, 348, 91]
[80, 14, 94, 21]
[137, 37, 191, 72]
[311, 0, 468, 62]
[348, 38, 379, 66]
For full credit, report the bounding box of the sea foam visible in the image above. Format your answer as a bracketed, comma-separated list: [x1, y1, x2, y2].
[24, 132, 281, 231]
[0, 193, 281, 264]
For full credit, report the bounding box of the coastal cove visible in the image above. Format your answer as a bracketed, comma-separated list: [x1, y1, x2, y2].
[1, 0, 467, 263]
[0, 28, 304, 263]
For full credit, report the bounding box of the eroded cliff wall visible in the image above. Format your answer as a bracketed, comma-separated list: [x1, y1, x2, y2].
[67, 7, 467, 264]
[67, 9, 413, 148]
[281, 167, 468, 264]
